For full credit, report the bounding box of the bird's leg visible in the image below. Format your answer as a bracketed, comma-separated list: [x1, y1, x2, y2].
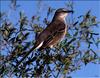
[45, 47, 51, 54]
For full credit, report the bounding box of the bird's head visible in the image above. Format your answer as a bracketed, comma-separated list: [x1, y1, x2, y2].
[55, 8, 73, 19]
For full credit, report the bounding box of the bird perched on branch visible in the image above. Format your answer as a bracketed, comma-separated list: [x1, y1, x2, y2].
[16, 8, 73, 67]
[34, 8, 73, 51]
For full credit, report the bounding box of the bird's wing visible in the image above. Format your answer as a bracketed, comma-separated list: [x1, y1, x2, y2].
[38, 22, 66, 50]
[33, 23, 53, 49]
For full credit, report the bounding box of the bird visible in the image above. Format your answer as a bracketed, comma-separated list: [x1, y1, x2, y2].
[16, 8, 73, 67]
[34, 8, 73, 51]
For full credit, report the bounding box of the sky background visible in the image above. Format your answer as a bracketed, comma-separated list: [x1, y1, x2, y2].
[1, 0, 100, 77]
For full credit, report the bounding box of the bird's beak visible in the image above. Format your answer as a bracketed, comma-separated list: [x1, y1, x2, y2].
[66, 10, 74, 13]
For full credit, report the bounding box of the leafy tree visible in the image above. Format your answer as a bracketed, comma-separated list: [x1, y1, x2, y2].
[0, 0, 100, 78]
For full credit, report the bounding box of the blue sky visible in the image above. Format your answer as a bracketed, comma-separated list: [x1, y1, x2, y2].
[1, 0, 100, 77]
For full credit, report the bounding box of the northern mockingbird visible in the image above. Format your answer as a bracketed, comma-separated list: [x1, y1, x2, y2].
[34, 8, 73, 51]
[16, 8, 73, 67]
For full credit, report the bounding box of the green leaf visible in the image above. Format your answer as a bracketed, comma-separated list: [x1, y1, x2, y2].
[73, 31, 78, 37]
[17, 44, 23, 49]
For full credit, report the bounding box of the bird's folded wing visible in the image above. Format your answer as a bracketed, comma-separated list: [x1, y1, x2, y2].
[40, 23, 66, 49]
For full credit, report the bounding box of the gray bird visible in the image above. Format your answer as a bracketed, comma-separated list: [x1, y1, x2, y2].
[16, 8, 73, 66]
[34, 8, 73, 51]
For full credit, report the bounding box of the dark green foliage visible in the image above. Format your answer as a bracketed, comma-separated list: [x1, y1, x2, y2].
[0, 1, 100, 78]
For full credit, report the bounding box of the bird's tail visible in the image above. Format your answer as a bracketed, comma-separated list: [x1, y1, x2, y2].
[14, 46, 36, 71]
